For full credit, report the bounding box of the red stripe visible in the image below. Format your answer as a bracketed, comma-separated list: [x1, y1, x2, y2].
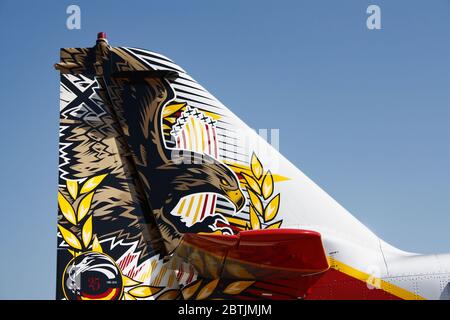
[205, 124, 212, 155]
[131, 265, 142, 279]
[177, 263, 184, 281]
[187, 267, 194, 283]
[122, 255, 129, 269]
[124, 254, 134, 269]
[210, 195, 216, 214]
[212, 127, 218, 158]
[200, 194, 209, 220]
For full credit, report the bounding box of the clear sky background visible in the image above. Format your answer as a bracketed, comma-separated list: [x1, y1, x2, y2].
[0, 0, 449, 299]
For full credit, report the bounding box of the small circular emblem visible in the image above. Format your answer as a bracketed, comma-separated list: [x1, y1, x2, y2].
[63, 251, 123, 300]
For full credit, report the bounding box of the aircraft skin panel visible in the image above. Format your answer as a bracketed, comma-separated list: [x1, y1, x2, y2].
[54, 35, 450, 300]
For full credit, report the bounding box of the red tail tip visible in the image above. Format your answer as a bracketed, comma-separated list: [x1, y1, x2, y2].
[97, 32, 107, 40]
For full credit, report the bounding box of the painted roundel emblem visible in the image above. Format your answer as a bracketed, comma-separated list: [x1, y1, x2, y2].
[63, 252, 123, 300]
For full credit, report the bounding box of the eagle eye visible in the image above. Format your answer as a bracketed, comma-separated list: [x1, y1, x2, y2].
[220, 178, 229, 186]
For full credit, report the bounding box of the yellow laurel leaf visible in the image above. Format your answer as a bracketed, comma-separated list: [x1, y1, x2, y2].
[223, 281, 255, 295]
[250, 153, 263, 180]
[182, 280, 202, 300]
[249, 206, 260, 230]
[68, 249, 76, 257]
[196, 279, 219, 300]
[156, 290, 180, 300]
[123, 276, 140, 287]
[58, 224, 81, 250]
[264, 194, 280, 222]
[82, 216, 93, 248]
[266, 220, 283, 229]
[123, 292, 136, 300]
[92, 235, 103, 253]
[247, 189, 263, 216]
[80, 174, 107, 194]
[242, 173, 261, 195]
[66, 179, 79, 200]
[261, 171, 274, 199]
[77, 192, 94, 221]
[128, 286, 162, 298]
[58, 191, 76, 225]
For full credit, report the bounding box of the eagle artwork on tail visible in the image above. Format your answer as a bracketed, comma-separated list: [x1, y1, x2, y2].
[93, 40, 246, 251]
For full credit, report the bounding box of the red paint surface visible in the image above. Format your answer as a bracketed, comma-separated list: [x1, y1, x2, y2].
[305, 268, 401, 300]
[181, 230, 402, 300]
[182, 229, 329, 275]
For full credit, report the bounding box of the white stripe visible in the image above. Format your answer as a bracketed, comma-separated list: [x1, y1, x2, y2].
[126, 47, 176, 63]
[136, 54, 187, 73]
[173, 78, 211, 94]
[172, 83, 217, 102]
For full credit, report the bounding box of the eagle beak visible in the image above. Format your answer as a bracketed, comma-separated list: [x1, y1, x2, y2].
[226, 189, 246, 213]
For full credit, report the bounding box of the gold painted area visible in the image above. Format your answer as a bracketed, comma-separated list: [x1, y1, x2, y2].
[224, 161, 290, 183]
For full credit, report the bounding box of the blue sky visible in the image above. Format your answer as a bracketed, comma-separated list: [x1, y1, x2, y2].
[0, 0, 449, 299]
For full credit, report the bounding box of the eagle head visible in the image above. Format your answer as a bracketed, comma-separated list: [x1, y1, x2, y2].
[213, 164, 246, 213]
[170, 152, 246, 213]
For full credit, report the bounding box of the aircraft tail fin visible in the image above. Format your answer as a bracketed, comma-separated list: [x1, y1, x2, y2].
[55, 33, 377, 300]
